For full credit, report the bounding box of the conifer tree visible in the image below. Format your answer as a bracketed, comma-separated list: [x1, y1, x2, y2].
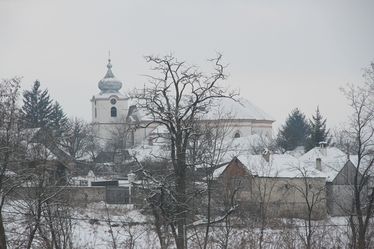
[276, 108, 310, 151]
[22, 80, 53, 128]
[22, 80, 67, 134]
[49, 101, 68, 134]
[306, 106, 330, 151]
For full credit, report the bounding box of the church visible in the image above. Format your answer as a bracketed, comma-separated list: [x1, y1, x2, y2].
[91, 59, 275, 148]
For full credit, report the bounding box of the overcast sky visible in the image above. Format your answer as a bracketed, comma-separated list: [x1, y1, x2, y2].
[1, 0, 373, 130]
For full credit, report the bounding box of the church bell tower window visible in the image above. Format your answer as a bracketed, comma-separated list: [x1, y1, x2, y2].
[111, 107, 117, 117]
[234, 132, 241, 138]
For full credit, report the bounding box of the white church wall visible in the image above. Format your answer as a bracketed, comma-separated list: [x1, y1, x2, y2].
[91, 60, 274, 151]
[251, 121, 273, 138]
[92, 96, 128, 124]
[133, 123, 158, 146]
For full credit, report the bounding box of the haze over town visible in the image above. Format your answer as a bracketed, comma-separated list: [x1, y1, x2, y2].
[2, 1, 374, 249]
[1, 0, 374, 130]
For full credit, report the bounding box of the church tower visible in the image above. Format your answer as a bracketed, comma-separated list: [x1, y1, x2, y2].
[91, 59, 129, 141]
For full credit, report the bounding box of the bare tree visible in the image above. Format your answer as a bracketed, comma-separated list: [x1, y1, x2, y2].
[340, 63, 374, 249]
[85, 124, 103, 162]
[59, 117, 90, 160]
[253, 176, 278, 248]
[246, 154, 282, 249]
[106, 122, 132, 163]
[0, 77, 22, 249]
[134, 53, 237, 249]
[186, 114, 238, 249]
[290, 167, 326, 249]
[12, 155, 73, 249]
[8, 123, 74, 249]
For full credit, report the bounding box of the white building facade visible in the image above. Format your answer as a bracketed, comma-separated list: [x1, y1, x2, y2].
[91, 59, 130, 141]
[91, 60, 275, 148]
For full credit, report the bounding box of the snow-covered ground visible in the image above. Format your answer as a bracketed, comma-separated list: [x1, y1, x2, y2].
[71, 202, 155, 249]
[3, 200, 360, 249]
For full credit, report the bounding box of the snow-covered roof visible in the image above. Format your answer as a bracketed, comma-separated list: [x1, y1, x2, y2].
[201, 134, 273, 166]
[239, 154, 324, 178]
[285, 146, 306, 158]
[25, 142, 57, 160]
[213, 154, 324, 179]
[228, 134, 269, 153]
[131, 130, 273, 165]
[299, 147, 348, 182]
[203, 97, 274, 121]
[128, 144, 169, 162]
[150, 125, 169, 135]
[130, 106, 153, 122]
[125, 95, 275, 126]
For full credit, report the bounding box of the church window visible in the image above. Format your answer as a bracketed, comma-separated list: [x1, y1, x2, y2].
[111, 107, 117, 117]
[234, 132, 240, 138]
[110, 98, 117, 105]
[95, 108, 97, 118]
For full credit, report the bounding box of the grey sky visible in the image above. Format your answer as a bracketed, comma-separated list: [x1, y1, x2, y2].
[1, 0, 373, 130]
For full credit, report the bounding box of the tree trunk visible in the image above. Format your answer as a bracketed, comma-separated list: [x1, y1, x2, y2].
[26, 198, 42, 249]
[357, 230, 366, 249]
[152, 208, 167, 249]
[0, 213, 7, 249]
[203, 178, 211, 249]
[175, 171, 186, 249]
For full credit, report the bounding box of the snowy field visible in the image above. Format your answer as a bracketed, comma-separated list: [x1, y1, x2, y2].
[2, 201, 362, 249]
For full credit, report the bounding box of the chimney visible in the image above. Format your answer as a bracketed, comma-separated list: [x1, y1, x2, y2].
[128, 173, 136, 183]
[319, 141, 327, 156]
[316, 158, 322, 171]
[346, 143, 350, 161]
[262, 148, 270, 162]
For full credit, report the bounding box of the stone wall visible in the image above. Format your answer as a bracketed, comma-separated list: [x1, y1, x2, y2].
[65, 186, 107, 205]
[10, 186, 107, 207]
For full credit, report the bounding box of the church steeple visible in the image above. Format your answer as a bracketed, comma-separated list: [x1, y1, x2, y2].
[104, 59, 115, 78]
[98, 57, 123, 94]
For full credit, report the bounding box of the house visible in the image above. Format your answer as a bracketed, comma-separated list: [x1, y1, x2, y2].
[214, 152, 327, 219]
[300, 143, 363, 216]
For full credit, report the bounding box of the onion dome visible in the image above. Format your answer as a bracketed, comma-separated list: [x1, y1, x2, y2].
[98, 59, 123, 93]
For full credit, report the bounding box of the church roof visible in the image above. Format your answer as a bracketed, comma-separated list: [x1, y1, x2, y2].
[203, 97, 274, 122]
[98, 59, 123, 94]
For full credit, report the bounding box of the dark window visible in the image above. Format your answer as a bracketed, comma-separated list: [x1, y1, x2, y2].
[95, 108, 97, 118]
[79, 180, 88, 186]
[234, 132, 240, 138]
[111, 107, 117, 117]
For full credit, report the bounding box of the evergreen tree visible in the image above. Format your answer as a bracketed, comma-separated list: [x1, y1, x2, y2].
[305, 106, 330, 151]
[22, 80, 67, 134]
[49, 101, 68, 134]
[276, 108, 310, 151]
[22, 80, 53, 128]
